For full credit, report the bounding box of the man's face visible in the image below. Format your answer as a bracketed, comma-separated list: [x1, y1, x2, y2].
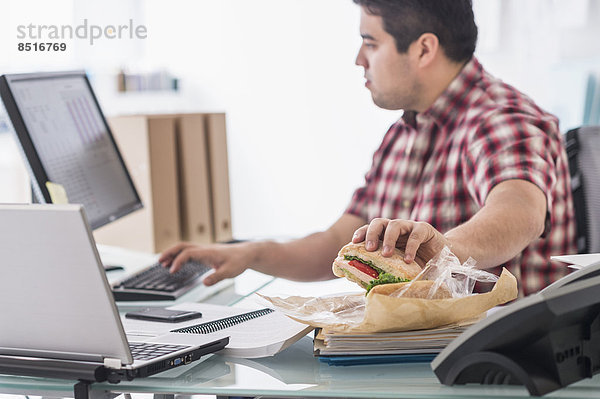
[355, 8, 421, 111]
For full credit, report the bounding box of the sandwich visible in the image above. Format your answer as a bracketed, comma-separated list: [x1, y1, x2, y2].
[369, 280, 452, 299]
[332, 242, 422, 293]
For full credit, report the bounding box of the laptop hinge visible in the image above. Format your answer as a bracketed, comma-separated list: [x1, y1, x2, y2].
[103, 358, 122, 369]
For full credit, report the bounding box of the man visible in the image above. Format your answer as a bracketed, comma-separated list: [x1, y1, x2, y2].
[161, 0, 576, 297]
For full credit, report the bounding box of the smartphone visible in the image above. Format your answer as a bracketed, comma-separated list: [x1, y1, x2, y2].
[125, 308, 202, 323]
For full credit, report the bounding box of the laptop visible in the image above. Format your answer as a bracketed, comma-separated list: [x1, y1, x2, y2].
[0, 204, 228, 383]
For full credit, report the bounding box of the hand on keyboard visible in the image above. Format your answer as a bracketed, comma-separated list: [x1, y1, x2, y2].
[112, 260, 212, 300]
[158, 242, 249, 286]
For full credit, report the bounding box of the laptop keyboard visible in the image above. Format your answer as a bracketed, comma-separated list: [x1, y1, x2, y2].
[129, 342, 190, 361]
[112, 261, 211, 301]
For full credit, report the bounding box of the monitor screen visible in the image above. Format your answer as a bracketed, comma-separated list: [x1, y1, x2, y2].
[0, 72, 142, 229]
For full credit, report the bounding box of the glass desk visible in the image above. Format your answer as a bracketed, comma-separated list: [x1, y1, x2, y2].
[2, 247, 600, 399]
[2, 335, 600, 399]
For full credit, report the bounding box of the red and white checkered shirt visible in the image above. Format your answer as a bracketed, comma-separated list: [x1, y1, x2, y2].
[346, 57, 576, 296]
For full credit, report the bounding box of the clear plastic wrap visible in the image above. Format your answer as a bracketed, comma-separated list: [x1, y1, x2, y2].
[390, 246, 499, 299]
[260, 293, 367, 331]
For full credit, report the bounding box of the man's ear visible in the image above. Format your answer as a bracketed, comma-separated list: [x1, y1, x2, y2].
[411, 33, 439, 67]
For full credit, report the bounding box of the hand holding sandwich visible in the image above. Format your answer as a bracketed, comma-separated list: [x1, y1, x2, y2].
[352, 218, 450, 267]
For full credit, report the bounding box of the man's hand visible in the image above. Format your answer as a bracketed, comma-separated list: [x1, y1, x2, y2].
[159, 242, 253, 286]
[351, 218, 449, 266]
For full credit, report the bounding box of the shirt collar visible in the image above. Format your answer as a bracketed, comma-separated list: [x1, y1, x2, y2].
[404, 57, 483, 128]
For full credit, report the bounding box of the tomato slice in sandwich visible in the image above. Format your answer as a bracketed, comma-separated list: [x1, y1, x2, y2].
[348, 260, 379, 279]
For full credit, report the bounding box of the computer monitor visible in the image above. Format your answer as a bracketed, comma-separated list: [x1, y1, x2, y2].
[0, 71, 142, 229]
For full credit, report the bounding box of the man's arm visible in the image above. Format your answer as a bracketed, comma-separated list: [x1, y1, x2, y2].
[444, 179, 546, 267]
[160, 213, 366, 285]
[353, 179, 546, 269]
[248, 213, 367, 281]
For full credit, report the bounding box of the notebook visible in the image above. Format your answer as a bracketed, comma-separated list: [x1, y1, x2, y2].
[317, 354, 437, 366]
[0, 204, 228, 383]
[123, 302, 314, 358]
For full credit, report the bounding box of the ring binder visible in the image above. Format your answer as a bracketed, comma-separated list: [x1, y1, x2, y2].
[171, 308, 275, 334]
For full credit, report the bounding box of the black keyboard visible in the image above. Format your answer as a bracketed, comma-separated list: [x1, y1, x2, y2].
[129, 342, 190, 361]
[112, 261, 211, 301]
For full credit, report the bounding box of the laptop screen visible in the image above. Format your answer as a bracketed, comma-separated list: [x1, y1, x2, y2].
[0, 204, 132, 364]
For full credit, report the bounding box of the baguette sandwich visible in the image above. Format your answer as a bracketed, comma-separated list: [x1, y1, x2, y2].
[332, 242, 422, 293]
[369, 279, 452, 299]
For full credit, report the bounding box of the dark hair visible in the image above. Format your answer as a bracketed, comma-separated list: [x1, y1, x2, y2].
[353, 0, 478, 63]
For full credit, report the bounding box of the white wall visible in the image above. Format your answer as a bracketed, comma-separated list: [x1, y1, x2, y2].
[1, 0, 599, 241]
[473, 0, 600, 130]
[138, 0, 399, 239]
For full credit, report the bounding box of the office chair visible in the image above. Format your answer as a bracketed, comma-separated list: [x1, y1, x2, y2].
[565, 125, 600, 253]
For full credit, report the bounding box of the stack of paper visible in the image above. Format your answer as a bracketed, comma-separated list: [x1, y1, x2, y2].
[551, 254, 600, 269]
[315, 324, 469, 356]
[314, 321, 478, 365]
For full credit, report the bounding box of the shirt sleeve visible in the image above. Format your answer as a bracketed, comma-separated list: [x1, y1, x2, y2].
[462, 112, 560, 234]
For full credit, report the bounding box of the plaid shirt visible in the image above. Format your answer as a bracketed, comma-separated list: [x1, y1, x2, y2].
[346, 57, 576, 296]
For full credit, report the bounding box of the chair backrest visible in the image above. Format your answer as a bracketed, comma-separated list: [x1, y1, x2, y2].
[565, 126, 600, 253]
